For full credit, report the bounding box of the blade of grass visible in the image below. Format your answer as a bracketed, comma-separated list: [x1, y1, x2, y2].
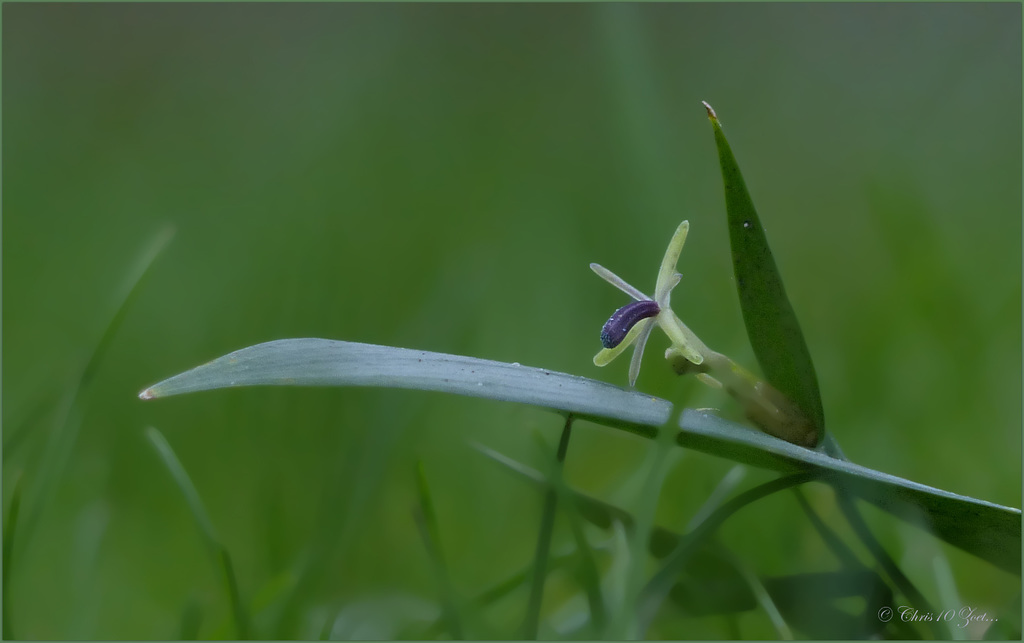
[413, 461, 464, 639]
[480, 445, 900, 636]
[140, 339, 1020, 573]
[762, 570, 894, 638]
[703, 101, 825, 440]
[416, 546, 584, 640]
[2, 388, 59, 461]
[554, 474, 607, 635]
[611, 408, 679, 639]
[793, 489, 863, 570]
[178, 596, 203, 640]
[477, 442, 755, 626]
[677, 408, 1020, 574]
[68, 501, 110, 638]
[636, 471, 819, 634]
[471, 443, 665, 549]
[836, 493, 950, 639]
[3, 472, 24, 640]
[933, 554, 967, 641]
[667, 542, 756, 617]
[522, 415, 574, 639]
[271, 397, 414, 638]
[724, 549, 793, 640]
[20, 225, 175, 547]
[140, 338, 672, 435]
[145, 426, 251, 639]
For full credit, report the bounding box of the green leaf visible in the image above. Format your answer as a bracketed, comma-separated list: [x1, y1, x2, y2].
[323, 595, 440, 641]
[140, 338, 671, 436]
[703, 102, 825, 439]
[761, 570, 893, 639]
[523, 418, 574, 639]
[3, 472, 24, 640]
[637, 472, 819, 634]
[413, 462, 464, 640]
[146, 427, 252, 639]
[677, 408, 1021, 575]
[476, 445, 907, 639]
[20, 225, 175, 547]
[140, 339, 1020, 574]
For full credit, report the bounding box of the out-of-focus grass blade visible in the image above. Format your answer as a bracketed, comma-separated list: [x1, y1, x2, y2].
[636, 472, 819, 635]
[792, 490, 863, 570]
[727, 553, 792, 640]
[523, 418, 574, 639]
[472, 443, 668, 550]
[3, 472, 24, 640]
[762, 570, 892, 639]
[703, 102, 825, 442]
[984, 592, 1021, 640]
[476, 443, 901, 637]
[667, 543, 755, 617]
[324, 595, 440, 641]
[836, 493, 950, 639]
[3, 389, 59, 461]
[610, 408, 678, 639]
[145, 427, 251, 639]
[20, 225, 175, 546]
[525, 427, 607, 636]
[140, 340, 1020, 574]
[178, 597, 203, 640]
[413, 461, 464, 640]
[416, 547, 582, 640]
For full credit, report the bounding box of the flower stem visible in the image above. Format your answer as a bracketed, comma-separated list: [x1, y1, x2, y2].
[663, 318, 818, 447]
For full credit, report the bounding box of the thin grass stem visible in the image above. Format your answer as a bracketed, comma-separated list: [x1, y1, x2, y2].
[146, 426, 251, 639]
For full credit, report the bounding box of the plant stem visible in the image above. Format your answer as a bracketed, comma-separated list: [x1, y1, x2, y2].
[664, 315, 818, 447]
[523, 415, 574, 639]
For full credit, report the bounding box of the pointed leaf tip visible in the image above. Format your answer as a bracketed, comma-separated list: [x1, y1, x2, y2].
[702, 100, 718, 121]
[705, 106, 825, 441]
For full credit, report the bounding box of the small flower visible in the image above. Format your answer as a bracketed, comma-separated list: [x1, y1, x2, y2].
[591, 221, 704, 387]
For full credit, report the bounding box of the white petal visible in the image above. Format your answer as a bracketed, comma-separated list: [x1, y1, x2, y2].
[628, 319, 656, 387]
[655, 221, 689, 301]
[658, 273, 682, 308]
[590, 263, 650, 301]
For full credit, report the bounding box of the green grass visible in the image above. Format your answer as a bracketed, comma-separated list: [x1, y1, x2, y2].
[145, 427, 251, 639]
[4, 3, 1020, 639]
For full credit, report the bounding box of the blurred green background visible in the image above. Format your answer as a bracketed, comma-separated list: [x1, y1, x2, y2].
[4, 3, 1020, 639]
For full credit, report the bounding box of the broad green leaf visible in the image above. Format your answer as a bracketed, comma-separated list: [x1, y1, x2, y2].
[140, 339, 1021, 574]
[704, 102, 825, 439]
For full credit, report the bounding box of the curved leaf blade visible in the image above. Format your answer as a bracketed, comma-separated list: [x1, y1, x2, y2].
[140, 338, 1020, 574]
[139, 338, 672, 434]
[678, 409, 1021, 575]
[704, 102, 825, 437]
